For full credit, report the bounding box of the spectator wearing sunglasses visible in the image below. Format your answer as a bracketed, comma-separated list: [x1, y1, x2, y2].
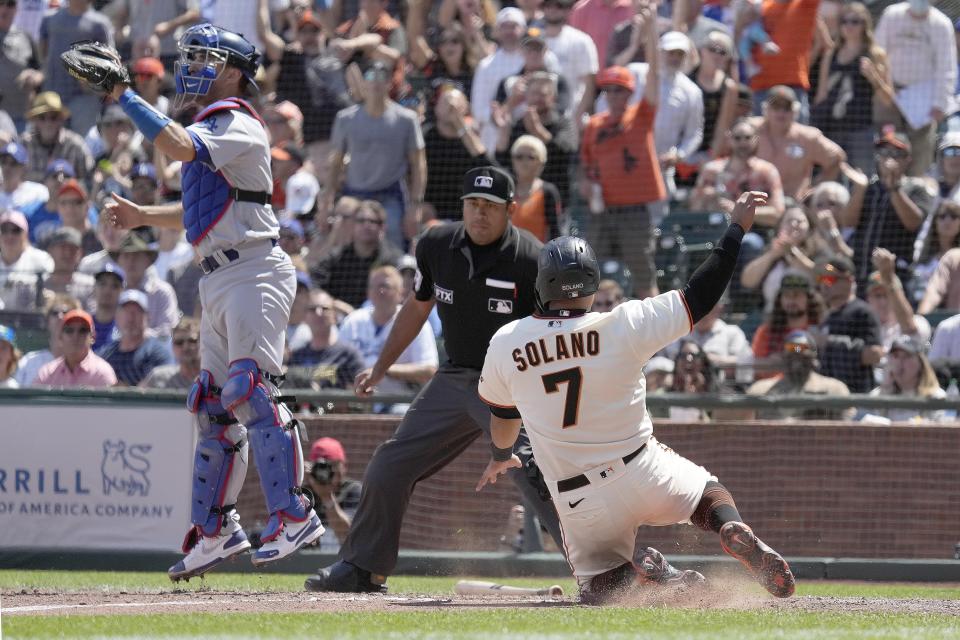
[811, 2, 895, 175]
[22, 92, 93, 183]
[688, 31, 739, 167]
[743, 330, 852, 421]
[310, 199, 403, 308]
[814, 255, 883, 393]
[15, 293, 81, 386]
[140, 317, 202, 390]
[908, 199, 960, 306]
[34, 308, 117, 388]
[841, 128, 936, 290]
[507, 134, 562, 242]
[934, 132, 960, 201]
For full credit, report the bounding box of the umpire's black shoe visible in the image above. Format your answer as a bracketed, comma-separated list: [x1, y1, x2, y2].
[304, 560, 388, 593]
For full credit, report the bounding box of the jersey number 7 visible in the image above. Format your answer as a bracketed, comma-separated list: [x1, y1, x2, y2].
[541, 367, 583, 428]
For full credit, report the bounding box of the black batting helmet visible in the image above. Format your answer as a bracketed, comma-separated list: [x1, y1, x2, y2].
[536, 236, 600, 309]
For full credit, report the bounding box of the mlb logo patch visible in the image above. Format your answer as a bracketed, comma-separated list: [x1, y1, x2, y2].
[489, 298, 513, 314]
[435, 285, 454, 304]
[599, 466, 614, 479]
[474, 176, 494, 188]
[547, 320, 562, 328]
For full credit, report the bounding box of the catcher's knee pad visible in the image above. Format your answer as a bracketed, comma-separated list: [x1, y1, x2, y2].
[222, 359, 308, 540]
[186, 370, 248, 538]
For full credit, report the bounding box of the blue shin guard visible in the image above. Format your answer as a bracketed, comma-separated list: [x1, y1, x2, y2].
[185, 370, 248, 547]
[222, 359, 308, 543]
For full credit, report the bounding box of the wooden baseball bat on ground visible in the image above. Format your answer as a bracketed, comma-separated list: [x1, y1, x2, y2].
[454, 580, 564, 597]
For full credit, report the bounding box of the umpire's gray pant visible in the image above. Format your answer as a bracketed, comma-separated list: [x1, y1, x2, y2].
[339, 365, 563, 576]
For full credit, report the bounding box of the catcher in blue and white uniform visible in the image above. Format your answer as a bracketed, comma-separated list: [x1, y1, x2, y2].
[70, 25, 325, 580]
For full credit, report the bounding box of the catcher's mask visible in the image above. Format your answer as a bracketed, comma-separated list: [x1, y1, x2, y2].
[175, 23, 260, 110]
[535, 236, 600, 311]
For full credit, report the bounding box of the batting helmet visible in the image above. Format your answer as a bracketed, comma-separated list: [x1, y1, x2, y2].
[175, 23, 261, 98]
[535, 236, 600, 309]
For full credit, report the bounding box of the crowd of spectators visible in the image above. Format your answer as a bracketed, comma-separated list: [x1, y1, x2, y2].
[0, 0, 959, 423]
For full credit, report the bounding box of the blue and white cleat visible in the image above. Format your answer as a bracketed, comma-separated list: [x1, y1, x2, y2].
[251, 511, 325, 566]
[168, 527, 252, 582]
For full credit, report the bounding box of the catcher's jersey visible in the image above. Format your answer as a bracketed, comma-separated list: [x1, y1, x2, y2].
[188, 107, 279, 256]
[479, 290, 692, 482]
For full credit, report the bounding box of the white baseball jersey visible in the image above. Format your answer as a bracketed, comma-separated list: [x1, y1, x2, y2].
[479, 290, 692, 482]
[187, 108, 279, 256]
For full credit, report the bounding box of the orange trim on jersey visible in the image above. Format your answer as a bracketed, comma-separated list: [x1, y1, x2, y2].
[678, 290, 694, 332]
[478, 391, 518, 411]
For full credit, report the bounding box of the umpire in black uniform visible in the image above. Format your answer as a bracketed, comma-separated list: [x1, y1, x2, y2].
[305, 166, 563, 593]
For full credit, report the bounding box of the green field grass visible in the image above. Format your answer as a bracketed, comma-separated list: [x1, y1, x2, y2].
[3, 571, 960, 640]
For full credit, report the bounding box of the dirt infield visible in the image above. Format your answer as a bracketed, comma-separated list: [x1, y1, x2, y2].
[5, 585, 960, 617]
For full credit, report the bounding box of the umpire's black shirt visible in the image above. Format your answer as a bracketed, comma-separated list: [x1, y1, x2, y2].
[414, 221, 543, 370]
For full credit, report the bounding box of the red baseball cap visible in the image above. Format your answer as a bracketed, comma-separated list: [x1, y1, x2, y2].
[58, 178, 88, 200]
[132, 57, 165, 78]
[309, 437, 346, 463]
[597, 66, 636, 92]
[62, 309, 93, 331]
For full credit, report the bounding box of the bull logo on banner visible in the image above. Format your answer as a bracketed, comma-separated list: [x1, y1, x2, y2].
[101, 440, 152, 497]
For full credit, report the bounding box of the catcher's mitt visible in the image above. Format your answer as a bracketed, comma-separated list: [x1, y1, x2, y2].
[60, 41, 131, 95]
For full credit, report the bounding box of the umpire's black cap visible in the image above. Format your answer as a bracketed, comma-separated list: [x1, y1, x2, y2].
[461, 166, 515, 204]
[536, 236, 600, 306]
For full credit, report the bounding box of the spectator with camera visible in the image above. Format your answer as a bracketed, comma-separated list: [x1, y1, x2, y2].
[303, 437, 362, 548]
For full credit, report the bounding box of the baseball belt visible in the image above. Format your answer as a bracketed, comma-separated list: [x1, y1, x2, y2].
[556, 443, 647, 493]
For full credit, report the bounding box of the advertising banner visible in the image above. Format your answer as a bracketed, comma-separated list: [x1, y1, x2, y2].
[0, 405, 195, 551]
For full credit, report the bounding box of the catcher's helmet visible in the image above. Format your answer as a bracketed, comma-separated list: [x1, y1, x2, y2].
[535, 236, 600, 309]
[175, 24, 260, 98]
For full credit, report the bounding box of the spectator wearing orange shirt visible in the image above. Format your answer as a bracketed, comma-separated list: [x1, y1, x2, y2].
[509, 135, 563, 242]
[579, 2, 661, 298]
[749, 0, 822, 121]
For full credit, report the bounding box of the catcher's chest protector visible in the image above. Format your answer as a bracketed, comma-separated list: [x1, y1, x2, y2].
[183, 98, 264, 245]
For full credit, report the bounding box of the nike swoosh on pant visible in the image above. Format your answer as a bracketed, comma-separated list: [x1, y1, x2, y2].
[568, 498, 585, 508]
